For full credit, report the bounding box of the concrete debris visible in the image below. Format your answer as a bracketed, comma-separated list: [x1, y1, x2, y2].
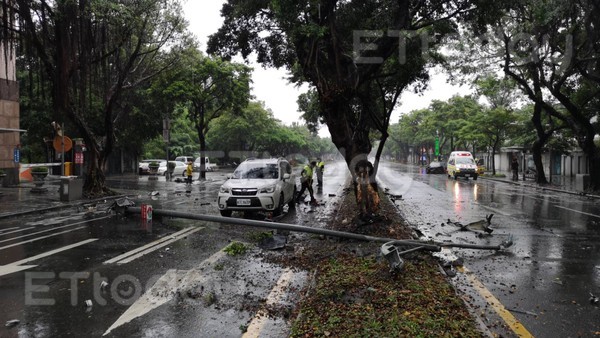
[5, 319, 19, 328]
[447, 214, 494, 234]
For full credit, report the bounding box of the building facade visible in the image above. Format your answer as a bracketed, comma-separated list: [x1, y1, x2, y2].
[0, 40, 23, 186]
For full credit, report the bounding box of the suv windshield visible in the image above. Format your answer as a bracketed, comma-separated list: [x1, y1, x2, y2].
[232, 162, 278, 179]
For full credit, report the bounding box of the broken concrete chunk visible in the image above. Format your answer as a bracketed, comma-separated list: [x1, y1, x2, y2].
[5, 319, 19, 328]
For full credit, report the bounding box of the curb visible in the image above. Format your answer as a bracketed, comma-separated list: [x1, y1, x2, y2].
[480, 176, 600, 199]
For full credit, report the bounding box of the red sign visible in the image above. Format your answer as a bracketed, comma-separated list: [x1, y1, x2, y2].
[141, 204, 153, 221]
[75, 152, 84, 164]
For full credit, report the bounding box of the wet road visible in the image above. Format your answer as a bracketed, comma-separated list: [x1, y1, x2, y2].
[4, 160, 599, 337]
[378, 162, 600, 337]
[0, 162, 350, 337]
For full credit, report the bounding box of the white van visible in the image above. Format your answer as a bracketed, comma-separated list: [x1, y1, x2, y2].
[446, 151, 478, 180]
[193, 157, 212, 172]
[174, 156, 195, 164]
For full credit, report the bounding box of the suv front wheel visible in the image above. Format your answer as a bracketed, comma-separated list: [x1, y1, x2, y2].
[220, 209, 232, 217]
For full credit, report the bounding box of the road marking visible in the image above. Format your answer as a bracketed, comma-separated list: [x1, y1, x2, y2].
[0, 217, 109, 244]
[243, 268, 295, 338]
[103, 249, 226, 336]
[0, 226, 87, 251]
[0, 227, 20, 233]
[554, 205, 600, 219]
[0, 227, 35, 237]
[104, 226, 202, 265]
[0, 265, 38, 276]
[0, 238, 98, 277]
[457, 266, 534, 338]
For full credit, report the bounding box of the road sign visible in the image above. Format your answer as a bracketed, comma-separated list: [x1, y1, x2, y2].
[13, 148, 20, 163]
[75, 152, 83, 164]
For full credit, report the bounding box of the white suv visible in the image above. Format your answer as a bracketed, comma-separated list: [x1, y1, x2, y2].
[217, 158, 296, 217]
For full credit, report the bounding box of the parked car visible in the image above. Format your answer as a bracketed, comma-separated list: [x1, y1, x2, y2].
[138, 159, 164, 175]
[425, 161, 446, 174]
[217, 158, 296, 217]
[476, 158, 486, 175]
[193, 157, 213, 172]
[157, 160, 187, 176]
[174, 156, 195, 165]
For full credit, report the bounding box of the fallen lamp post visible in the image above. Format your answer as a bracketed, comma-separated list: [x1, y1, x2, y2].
[121, 203, 514, 272]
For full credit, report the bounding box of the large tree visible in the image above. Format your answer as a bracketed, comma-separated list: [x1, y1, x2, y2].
[153, 47, 252, 180]
[208, 0, 505, 212]
[3, 0, 190, 196]
[451, 0, 600, 190]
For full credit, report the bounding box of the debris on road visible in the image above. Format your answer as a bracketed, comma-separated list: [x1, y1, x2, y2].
[5, 319, 19, 328]
[381, 234, 513, 272]
[447, 214, 494, 234]
[590, 293, 599, 305]
[508, 308, 538, 316]
[258, 234, 287, 250]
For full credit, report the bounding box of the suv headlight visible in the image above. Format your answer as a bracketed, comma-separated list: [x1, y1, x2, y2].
[219, 186, 230, 194]
[260, 185, 276, 193]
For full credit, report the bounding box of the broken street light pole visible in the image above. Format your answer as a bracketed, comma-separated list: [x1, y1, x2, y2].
[124, 206, 512, 253]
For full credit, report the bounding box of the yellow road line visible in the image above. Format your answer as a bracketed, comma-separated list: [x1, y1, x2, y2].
[457, 266, 534, 338]
[243, 268, 295, 338]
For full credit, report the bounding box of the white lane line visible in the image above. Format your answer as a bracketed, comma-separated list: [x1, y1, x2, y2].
[0, 227, 35, 237]
[243, 268, 295, 338]
[0, 216, 110, 244]
[0, 227, 87, 251]
[0, 238, 98, 277]
[115, 228, 203, 265]
[103, 249, 226, 336]
[0, 265, 38, 277]
[0, 227, 20, 233]
[103, 227, 200, 264]
[554, 205, 600, 219]
[7, 238, 99, 265]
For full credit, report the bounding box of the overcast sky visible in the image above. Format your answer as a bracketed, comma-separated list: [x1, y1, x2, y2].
[182, 0, 469, 133]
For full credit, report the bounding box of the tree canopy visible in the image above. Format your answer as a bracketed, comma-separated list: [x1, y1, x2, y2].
[3, 0, 191, 195]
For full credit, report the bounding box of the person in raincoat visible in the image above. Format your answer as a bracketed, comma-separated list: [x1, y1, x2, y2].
[186, 161, 193, 184]
[315, 158, 325, 186]
[296, 161, 317, 204]
[511, 156, 519, 181]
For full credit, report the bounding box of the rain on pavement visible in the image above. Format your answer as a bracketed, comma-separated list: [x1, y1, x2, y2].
[0, 161, 350, 337]
[1, 160, 599, 337]
[378, 161, 600, 338]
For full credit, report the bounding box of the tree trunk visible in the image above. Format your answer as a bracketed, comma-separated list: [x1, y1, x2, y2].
[82, 144, 111, 197]
[530, 103, 550, 184]
[581, 137, 600, 191]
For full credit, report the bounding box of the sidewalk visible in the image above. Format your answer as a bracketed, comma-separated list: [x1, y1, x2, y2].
[0, 175, 131, 219]
[481, 170, 600, 199]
